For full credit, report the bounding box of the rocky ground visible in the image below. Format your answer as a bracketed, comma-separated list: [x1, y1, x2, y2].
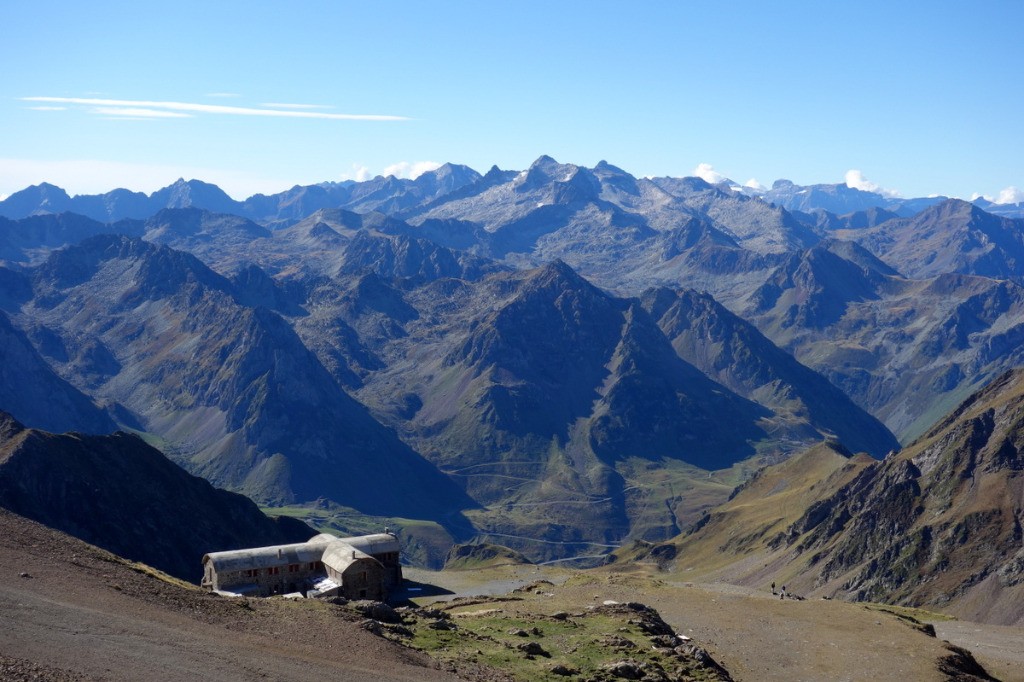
[405, 564, 1017, 682]
[0, 509, 459, 682]
[3, 507, 1019, 681]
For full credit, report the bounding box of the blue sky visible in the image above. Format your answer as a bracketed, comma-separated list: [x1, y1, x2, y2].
[2, 1, 1022, 202]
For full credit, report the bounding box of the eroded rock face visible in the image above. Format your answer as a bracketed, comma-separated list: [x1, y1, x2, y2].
[779, 370, 1024, 618]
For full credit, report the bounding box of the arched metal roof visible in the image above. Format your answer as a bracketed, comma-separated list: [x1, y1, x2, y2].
[321, 541, 380, 574]
[203, 535, 332, 572]
[338, 533, 400, 556]
[202, 532, 397, 573]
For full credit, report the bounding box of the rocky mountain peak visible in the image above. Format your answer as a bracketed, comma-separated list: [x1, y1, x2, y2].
[0, 410, 25, 442]
[0, 182, 73, 218]
[524, 258, 601, 295]
[149, 178, 239, 213]
[912, 197, 985, 224]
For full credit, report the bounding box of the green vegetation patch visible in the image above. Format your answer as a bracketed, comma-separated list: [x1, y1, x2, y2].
[363, 587, 732, 681]
[444, 542, 532, 570]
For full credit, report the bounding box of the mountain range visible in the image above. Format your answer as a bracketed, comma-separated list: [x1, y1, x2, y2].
[2, 156, 1024, 570]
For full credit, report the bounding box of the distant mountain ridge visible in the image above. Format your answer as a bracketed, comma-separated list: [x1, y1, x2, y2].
[0, 163, 484, 224]
[749, 178, 948, 217]
[3, 161, 1021, 225]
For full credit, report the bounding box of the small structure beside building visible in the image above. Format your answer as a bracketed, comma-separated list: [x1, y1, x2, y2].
[201, 532, 402, 600]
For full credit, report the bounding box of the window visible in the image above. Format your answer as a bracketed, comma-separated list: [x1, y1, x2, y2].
[288, 564, 299, 573]
[244, 569, 258, 578]
[267, 566, 280, 576]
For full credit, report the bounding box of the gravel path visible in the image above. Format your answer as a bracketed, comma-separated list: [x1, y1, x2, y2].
[932, 620, 1024, 682]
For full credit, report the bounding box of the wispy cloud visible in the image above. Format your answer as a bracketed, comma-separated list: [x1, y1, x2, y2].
[92, 107, 192, 119]
[844, 170, 901, 198]
[383, 160, 441, 179]
[21, 97, 409, 121]
[261, 102, 332, 110]
[26, 106, 66, 111]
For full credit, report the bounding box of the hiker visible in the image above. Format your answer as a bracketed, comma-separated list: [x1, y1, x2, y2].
[780, 585, 786, 600]
[771, 581, 776, 595]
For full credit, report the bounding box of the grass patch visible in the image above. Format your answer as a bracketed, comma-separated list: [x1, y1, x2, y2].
[374, 578, 731, 682]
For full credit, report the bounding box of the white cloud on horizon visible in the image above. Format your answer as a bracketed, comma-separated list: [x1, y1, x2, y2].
[339, 164, 372, 182]
[996, 186, 1024, 204]
[844, 169, 901, 198]
[692, 162, 727, 184]
[744, 178, 766, 191]
[970, 187, 1023, 204]
[383, 160, 442, 180]
[21, 97, 409, 121]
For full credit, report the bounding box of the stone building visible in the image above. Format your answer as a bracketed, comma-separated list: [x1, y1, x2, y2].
[201, 532, 402, 599]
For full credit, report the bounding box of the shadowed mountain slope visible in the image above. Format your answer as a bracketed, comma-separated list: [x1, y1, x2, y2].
[0, 309, 116, 435]
[0, 212, 142, 265]
[642, 287, 898, 458]
[0, 412, 315, 582]
[289, 257, 882, 561]
[1, 235, 473, 521]
[745, 246, 1024, 440]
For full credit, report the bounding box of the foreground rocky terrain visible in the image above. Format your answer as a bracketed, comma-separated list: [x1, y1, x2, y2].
[0, 509, 460, 682]
[401, 562, 1008, 682]
[1, 508, 1010, 682]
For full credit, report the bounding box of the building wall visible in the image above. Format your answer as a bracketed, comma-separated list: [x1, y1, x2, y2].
[206, 559, 325, 596]
[326, 558, 385, 601]
[373, 551, 403, 587]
